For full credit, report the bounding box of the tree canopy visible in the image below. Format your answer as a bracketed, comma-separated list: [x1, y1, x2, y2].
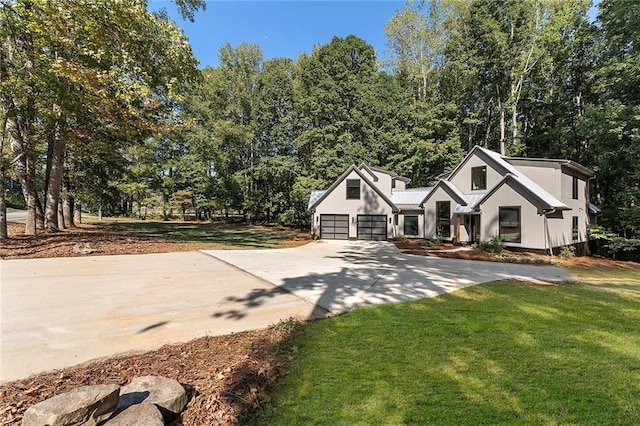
[1, 0, 638, 239]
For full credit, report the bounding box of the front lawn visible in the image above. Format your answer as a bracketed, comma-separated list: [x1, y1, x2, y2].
[91, 218, 306, 249]
[251, 270, 640, 424]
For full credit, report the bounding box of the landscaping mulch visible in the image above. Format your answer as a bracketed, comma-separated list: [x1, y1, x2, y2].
[0, 323, 298, 425]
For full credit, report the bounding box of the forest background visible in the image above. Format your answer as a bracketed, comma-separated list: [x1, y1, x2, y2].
[1, 0, 638, 244]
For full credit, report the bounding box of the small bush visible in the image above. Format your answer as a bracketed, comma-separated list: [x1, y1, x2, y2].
[480, 236, 504, 254]
[395, 235, 408, 243]
[421, 238, 438, 247]
[559, 245, 576, 259]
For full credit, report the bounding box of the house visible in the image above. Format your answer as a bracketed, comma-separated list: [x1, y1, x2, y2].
[307, 164, 431, 240]
[308, 146, 596, 252]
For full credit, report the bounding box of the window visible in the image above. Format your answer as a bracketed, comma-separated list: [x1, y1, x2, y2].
[393, 214, 398, 225]
[404, 215, 419, 236]
[346, 179, 360, 200]
[499, 207, 521, 243]
[572, 216, 579, 241]
[572, 176, 579, 200]
[392, 178, 396, 189]
[471, 166, 487, 190]
[436, 201, 451, 238]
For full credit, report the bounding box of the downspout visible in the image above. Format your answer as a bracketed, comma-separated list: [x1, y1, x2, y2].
[544, 208, 556, 257]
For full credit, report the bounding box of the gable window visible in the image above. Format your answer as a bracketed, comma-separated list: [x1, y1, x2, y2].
[346, 179, 360, 200]
[572, 216, 579, 241]
[499, 207, 521, 243]
[436, 201, 451, 238]
[572, 176, 579, 200]
[471, 166, 487, 190]
[404, 215, 419, 236]
[392, 178, 396, 189]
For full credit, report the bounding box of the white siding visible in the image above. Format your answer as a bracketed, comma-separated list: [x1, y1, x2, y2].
[397, 213, 424, 238]
[423, 186, 454, 239]
[448, 153, 504, 194]
[311, 170, 395, 239]
[507, 160, 562, 199]
[478, 181, 547, 249]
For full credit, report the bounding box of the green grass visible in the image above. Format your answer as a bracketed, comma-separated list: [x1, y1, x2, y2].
[87, 218, 302, 249]
[251, 270, 640, 425]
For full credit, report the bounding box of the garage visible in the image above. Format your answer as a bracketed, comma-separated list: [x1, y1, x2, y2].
[357, 215, 387, 241]
[320, 214, 349, 240]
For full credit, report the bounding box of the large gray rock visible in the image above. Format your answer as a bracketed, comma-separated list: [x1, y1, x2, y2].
[102, 403, 164, 426]
[22, 384, 120, 426]
[118, 376, 187, 421]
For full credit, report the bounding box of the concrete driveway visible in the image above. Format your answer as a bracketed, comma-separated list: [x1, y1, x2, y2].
[203, 240, 573, 315]
[1, 252, 316, 382]
[2, 242, 572, 383]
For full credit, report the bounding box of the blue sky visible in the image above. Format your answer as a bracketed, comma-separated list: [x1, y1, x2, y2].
[147, 1, 404, 68]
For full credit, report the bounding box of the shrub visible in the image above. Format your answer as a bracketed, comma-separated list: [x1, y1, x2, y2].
[395, 235, 408, 243]
[421, 238, 438, 247]
[480, 236, 504, 254]
[559, 245, 576, 259]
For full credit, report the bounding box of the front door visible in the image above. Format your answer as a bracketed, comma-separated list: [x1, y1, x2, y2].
[471, 215, 481, 243]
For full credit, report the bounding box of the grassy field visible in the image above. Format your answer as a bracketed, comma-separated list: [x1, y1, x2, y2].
[87, 217, 305, 249]
[250, 268, 640, 425]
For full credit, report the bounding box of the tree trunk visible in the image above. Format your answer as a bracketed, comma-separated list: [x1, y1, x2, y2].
[57, 196, 66, 229]
[499, 107, 506, 156]
[44, 105, 66, 231]
[6, 114, 37, 235]
[62, 174, 74, 227]
[74, 199, 82, 224]
[0, 170, 7, 240]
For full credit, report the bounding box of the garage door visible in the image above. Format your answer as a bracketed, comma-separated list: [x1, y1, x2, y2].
[320, 214, 349, 240]
[357, 215, 387, 241]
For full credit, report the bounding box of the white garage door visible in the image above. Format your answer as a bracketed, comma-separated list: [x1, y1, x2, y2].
[320, 214, 349, 240]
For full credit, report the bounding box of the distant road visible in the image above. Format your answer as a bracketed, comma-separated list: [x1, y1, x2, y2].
[6, 211, 27, 221]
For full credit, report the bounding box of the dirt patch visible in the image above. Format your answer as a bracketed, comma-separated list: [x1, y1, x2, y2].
[0, 322, 298, 425]
[0, 221, 309, 260]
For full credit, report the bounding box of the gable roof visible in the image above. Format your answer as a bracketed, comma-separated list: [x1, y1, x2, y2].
[359, 163, 411, 183]
[477, 147, 568, 209]
[307, 164, 399, 212]
[478, 173, 569, 210]
[419, 179, 469, 207]
[445, 145, 568, 210]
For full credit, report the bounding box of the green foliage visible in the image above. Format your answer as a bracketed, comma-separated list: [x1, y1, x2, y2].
[479, 236, 504, 254]
[559, 245, 576, 259]
[588, 225, 640, 261]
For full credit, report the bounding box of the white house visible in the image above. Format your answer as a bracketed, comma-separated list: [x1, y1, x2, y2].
[308, 146, 596, 252]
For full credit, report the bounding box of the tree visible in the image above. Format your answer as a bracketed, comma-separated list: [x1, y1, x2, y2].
[0, 0, 203, 237]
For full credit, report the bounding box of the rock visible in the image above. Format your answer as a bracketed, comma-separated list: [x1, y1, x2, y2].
[22, 384, 119, 426]
[102, 403, 164, 426]
[73, 242, 98, 254]
[118, 376, 187, 421]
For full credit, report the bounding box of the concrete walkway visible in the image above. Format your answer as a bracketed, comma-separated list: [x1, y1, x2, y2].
[0, 252, 316, 383]
[203, 240, 573, 315]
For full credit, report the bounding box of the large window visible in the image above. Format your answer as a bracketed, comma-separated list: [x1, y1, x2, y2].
[572, 216, 579, 241]
[471, 166, 487, 190]
[404, 215, 419, 236]
[499, 207, 521, 243]
[346, 179, 360, 200]
[436, 201, 451, 238]
[572, 176, 579, 200]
